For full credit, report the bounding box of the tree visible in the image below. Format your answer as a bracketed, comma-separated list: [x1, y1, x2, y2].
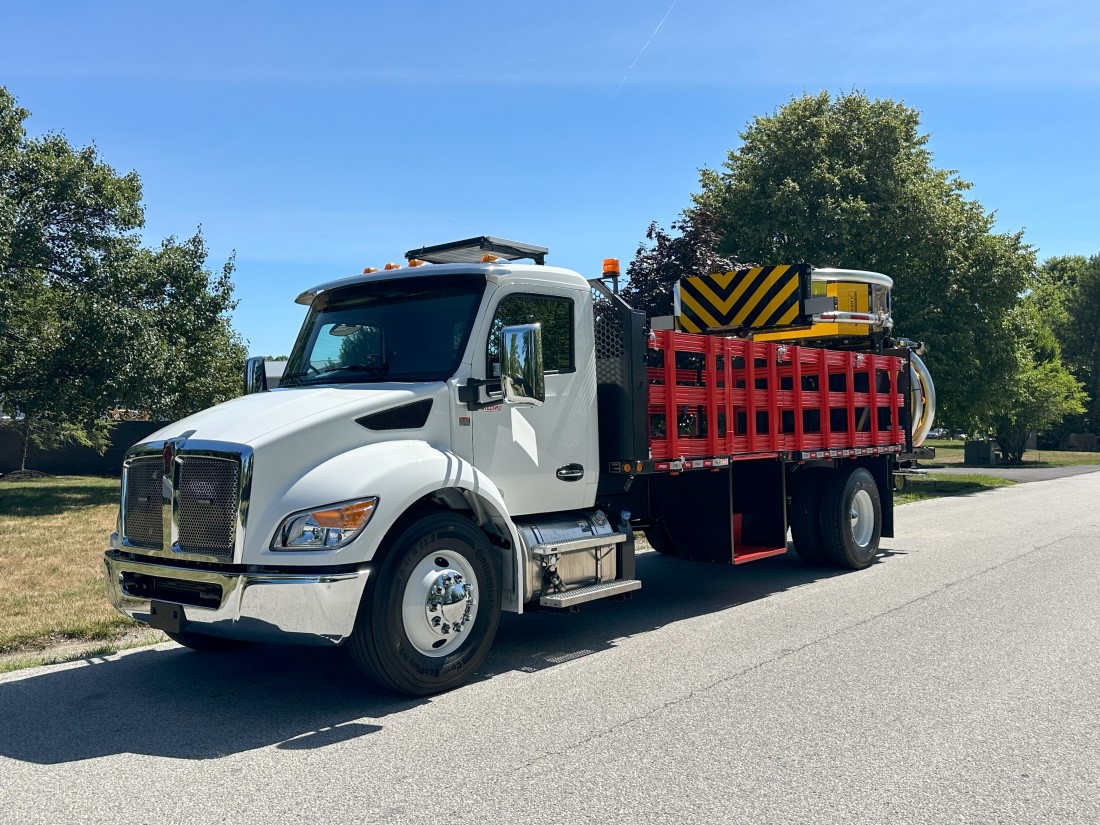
[1034, 254, 1100, 434]
[0, 87, 246, 469]
[115, 234, 247, 422]
[631, 91, 1034, 432]
[621, 205, 735, 320]
[991, 296, 1086, 463]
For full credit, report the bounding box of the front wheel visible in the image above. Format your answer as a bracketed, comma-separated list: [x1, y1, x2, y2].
[820, 467, 882, 570]
[349, 513, 501, 696]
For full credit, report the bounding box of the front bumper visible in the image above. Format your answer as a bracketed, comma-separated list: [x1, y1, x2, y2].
[103, 550, 370, 646]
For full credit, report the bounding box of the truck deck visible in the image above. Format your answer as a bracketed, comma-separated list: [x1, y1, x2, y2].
[647, 330, 906, 462]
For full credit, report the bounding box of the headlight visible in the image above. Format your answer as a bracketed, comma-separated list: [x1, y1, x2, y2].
[272, 497, 379, 550]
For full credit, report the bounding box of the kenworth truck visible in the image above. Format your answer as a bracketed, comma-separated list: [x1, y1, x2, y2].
[104, 236, 935, 696]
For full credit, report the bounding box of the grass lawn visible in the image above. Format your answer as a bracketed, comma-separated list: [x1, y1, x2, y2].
[923, 439, 1100, 468]
[895, 472, 1017, 505]
[0, 475, 137, 655]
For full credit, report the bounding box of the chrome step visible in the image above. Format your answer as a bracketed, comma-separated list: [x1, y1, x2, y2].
[539, 579, 641, 608]
[532, 533, 626, 557]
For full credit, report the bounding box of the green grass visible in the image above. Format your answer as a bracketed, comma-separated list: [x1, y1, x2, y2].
[923, 439, 1100, 469]
[0, 475, 138, 654]
[896, 472, 1017, 505]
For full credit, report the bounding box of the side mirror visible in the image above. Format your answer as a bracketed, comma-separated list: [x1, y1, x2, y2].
[244, 356, 269, 395]
[500, 323, 545, 407]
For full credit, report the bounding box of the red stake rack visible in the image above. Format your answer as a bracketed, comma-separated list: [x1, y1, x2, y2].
[647, 330, 905, 461]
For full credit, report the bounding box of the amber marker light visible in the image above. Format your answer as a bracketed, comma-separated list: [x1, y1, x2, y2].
[310, 499, 378, 530]
[384, 262, 401, 270]
[362, 267, 380, 274]
[408, 259, 427, 267]
[481, 254, 501, 262]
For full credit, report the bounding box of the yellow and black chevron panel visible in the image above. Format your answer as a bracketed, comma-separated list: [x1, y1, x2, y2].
[676, 264, 812, 334]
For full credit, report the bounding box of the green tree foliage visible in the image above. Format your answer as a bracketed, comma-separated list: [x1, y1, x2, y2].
[629, 91, 1034, 432]
[1034, 254, 1100, 433]
[622, 206, 734, 320]
[0, 87, 246, 469]
[118, 235, 248, 422]
[992, 296, 1086, 463]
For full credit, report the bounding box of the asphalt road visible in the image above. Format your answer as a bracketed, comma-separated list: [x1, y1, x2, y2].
[2, 473, 1098, 824]
[928, 464, 1100, 483]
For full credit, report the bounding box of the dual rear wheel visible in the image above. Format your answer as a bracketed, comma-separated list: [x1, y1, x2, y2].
[791, 466, 882, 570]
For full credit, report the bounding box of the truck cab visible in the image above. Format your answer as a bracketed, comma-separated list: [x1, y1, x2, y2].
[105, 238, 642, 695]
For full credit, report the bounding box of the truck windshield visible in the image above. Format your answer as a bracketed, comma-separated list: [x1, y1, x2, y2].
[281, 274, 485, 386]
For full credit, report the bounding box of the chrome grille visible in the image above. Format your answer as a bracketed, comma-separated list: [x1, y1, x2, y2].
[124, 458, 163, 548]
[177, 457, 240, 556]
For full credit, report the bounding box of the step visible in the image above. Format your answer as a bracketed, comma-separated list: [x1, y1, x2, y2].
[531, 533, 626, 558]
[539, 579, 642, 609]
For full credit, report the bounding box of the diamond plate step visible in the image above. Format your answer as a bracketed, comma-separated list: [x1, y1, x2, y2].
[531, 533, 626, 557]
[539, 579, 641, 608]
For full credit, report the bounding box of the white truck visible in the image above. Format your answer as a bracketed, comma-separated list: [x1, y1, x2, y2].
[104, 236, 930, 695]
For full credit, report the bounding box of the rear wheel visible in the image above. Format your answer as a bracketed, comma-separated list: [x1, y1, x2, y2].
[349, 513, 501, 696]
[820, 467, 882, 570]
[165, 629, 253, 652]
[790, 470, 829, 566]
[643, 520, 679, 556]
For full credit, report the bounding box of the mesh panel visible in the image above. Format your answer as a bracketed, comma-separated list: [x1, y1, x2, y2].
[124, 458, 163, 548]
[593, 293, 626, 361]
[177, 457, 239, 556]
[357, 399, 433, 431]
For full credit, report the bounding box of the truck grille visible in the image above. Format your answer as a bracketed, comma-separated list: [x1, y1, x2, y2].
[123, 458, 164, 548]
[177, 457, 239, 556]
[122, 447, 244, 559]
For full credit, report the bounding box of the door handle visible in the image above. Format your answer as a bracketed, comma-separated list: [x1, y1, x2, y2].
[556, 464, 584, 482]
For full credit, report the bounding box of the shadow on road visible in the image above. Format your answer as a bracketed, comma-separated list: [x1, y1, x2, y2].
[0, 546, 877, 765]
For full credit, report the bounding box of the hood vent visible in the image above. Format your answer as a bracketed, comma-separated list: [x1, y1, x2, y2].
[357, 399, 433, 431]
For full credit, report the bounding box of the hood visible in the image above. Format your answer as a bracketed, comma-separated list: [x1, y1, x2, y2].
[142, 385, 437, 448]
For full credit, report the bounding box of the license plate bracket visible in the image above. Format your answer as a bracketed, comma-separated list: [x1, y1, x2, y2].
[149, 600, 182, 634]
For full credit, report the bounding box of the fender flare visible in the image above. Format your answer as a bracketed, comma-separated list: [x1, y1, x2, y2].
[257, 440, 525, 613]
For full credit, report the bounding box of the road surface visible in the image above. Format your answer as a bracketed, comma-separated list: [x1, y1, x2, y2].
[927, 463, 1100, 483]
[1, 472, 1097, 824]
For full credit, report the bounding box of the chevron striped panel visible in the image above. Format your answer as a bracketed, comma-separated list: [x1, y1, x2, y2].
[677, 265, 810, 334]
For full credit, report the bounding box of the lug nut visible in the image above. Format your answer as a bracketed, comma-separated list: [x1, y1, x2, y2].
[431, 616, 441, 627]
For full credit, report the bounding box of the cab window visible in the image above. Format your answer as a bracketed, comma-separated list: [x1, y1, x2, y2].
[487, 295, 574, 377]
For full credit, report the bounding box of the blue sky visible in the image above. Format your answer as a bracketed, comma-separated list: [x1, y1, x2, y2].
[4, 0, 1097, 357]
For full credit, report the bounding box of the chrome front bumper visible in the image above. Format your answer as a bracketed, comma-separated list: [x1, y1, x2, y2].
[103, 550, 370, 646]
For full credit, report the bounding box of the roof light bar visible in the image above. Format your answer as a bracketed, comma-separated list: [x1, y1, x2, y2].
[405, 236, 548, 266]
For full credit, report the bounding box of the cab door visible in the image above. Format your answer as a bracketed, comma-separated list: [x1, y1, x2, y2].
[470, 286, 597, 515]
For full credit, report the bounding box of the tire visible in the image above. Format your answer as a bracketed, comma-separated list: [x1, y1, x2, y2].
[349, 513, 501, 696]
[820, 467, 882, 570]
[790, 470, 829, 566]
[165, 629, 253, 652]
[643, 521, 679, 556]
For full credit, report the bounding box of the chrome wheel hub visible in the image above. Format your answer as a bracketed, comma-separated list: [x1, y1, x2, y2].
[425, 571, 475, 635]
[849, 488, 875, 548]
[402, 550, 479, 657]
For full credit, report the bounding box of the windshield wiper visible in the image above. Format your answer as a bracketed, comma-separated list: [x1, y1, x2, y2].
[317, 363, 390, 376]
